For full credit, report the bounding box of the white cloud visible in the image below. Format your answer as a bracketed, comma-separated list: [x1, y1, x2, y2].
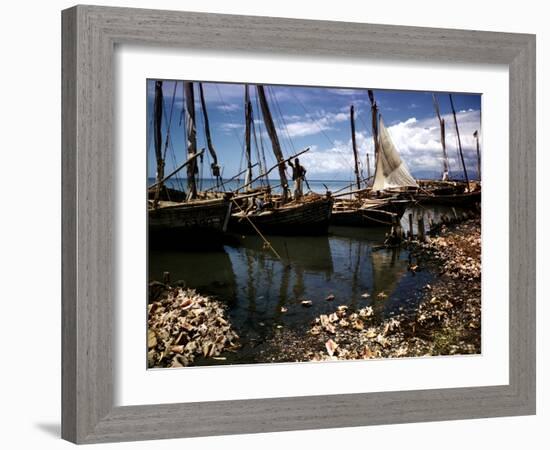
[278, 111, 348, 138]
[217, 103, 240, 112]
[298, 131, 374, 180]
[294, 109, 481, 180]
[219, 123, 244, 135]
[384, 109, 481, 176]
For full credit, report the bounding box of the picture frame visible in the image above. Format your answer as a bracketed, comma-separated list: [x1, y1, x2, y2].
[61, 5, 536, 444]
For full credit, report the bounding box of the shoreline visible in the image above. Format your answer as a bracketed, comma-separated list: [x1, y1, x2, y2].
[147, 215, 481, 366]
[258, 216, 481, 362]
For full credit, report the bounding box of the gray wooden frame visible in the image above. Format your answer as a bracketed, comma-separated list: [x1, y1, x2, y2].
[62, 5, 536, 444]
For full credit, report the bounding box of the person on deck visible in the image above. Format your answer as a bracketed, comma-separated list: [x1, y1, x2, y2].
[288, 157, 306, 201]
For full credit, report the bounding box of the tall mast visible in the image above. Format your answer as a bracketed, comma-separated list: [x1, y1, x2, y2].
[366, 153, 371, 182]
[256, 85, 289, 201]
[244, 85, 253, 187]
[350, 105, 361, 189]
[432, 94, 450, 181]
[449, 94, 470, 188]
[198, 82, 221, 186]
[474, 130, 481, 180]
[367, 90, 379, 167]
[153, 80, 164, 206]
[184, 81, 198, 200]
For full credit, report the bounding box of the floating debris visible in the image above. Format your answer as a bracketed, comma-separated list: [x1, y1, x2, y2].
[147, 286, 239, 368]
[280, 306, 288, 313]
[325, 294, 336, 301]
[361, 292, 371, 298]
[301, 300, 313, 307]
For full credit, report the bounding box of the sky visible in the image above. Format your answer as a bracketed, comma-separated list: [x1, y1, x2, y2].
[146, 80, 482, 183]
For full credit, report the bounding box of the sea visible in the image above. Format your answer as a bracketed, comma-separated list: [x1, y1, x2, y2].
[148, 177, 355, 196]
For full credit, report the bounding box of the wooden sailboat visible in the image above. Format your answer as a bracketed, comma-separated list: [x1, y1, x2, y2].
[331, 99, 412, 227]
[148, 81, 232, 248]
[414, 93, 481, 207]
[229, 85, 333, 235]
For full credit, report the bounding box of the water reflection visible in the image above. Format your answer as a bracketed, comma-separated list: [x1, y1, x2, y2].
[148, 205, 466, 364]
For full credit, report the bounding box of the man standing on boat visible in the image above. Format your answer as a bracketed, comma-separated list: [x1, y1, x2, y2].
[288, 157, 306, 201]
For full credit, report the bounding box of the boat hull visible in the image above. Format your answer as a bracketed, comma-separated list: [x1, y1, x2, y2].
[416, 190, 481, 207]
[148, 198, 232, 249]
[230, 197, 333, 235]
[331, 199, 409, 227]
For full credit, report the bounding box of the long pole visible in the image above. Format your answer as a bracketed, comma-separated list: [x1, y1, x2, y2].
[148, 149, 205, 190]
[184, 81, 198, 200]
[350, 105, 361, 189]
[203, 163, 259, 193]
[235, 147, 310, 193]
[198, 83, 221, 185]
[432, 94, 450, 181]
[152, 81, 165, 206]
[256, 85, 289, 202]
[474, 130, 481, 180]
[366, 153, 371, 182]
[449, 94, 469, 188]
[367, 90, 379, 165]
[244, 85, 253, 187]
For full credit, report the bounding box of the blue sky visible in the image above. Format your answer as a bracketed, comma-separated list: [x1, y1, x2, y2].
[146, 80, 481, 182]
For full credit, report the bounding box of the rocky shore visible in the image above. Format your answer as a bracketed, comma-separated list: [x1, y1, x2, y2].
[259, 216, 482, 362]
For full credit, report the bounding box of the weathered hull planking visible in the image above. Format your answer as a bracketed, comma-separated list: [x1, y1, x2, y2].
[230, 197, 334, 235]
[148, 198, 231, 249]
[331, 200, 409, 227]
[415, 190, 481, 207]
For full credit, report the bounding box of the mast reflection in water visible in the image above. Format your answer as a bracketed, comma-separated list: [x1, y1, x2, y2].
[148, 226, 434, 365]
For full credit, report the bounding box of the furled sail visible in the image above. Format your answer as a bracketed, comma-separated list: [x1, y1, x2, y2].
[372, 117, 418, 191]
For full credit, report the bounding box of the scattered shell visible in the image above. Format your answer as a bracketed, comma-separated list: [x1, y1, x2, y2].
[325, 339, 338, 356]
[147, 286, 239, 368]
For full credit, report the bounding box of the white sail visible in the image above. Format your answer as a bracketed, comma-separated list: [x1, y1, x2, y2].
[372, 117, 418, 191]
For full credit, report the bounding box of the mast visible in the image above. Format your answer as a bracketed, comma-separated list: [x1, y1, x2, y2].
[256, 85, 289, 201]
[198, 83, 221, 186]
[184, 81, 198, 200]
[350, 105, 361, 189]
[474, 130, 481, 180]
[366, 153, 371, 182]
[367, 89, 381, 188]
[432, 94, 450, 181]
[367, 90, 379, 168]
[244, 85, 253, 187]
[449, 94, 470, 188]
[153, 81, 164, 206]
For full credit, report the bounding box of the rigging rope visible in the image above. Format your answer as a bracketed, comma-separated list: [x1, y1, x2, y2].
[253, 89, 273, 183]
[287, 89, 355, 175]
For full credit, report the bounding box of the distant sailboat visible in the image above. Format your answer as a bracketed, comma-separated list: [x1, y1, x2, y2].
[414, 93, 481, 206]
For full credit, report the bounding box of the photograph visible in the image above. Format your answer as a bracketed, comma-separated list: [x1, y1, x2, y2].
[146, 79, 482, 368]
